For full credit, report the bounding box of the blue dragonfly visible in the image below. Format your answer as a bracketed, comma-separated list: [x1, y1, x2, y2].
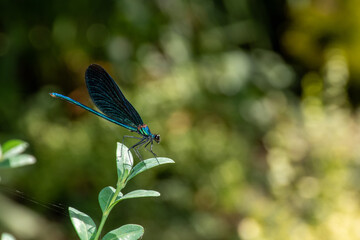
[50, 64, 160, 159]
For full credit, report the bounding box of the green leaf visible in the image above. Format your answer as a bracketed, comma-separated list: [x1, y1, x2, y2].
[126, 157, 174, 182]
[98, 186, 123, 212]
[121, 190, 160, 201]
[114, 190, 159, 205]
[116, 143, 133, 182]
[1, 233, 16, 240]
[0, 154, 36, 168]
[69, 207, 97, 240]
[102, 224, 144, 240]
[2, 140, 28, 160]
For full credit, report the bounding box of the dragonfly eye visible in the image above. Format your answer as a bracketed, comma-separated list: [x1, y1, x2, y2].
[154, 134, 160, 143]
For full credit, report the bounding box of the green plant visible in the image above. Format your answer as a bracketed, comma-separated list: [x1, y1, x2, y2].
[0, 139, 36, 240]
[0, 233, 16, 240]
[69, 143, 174, 240]
[0, 139, 36, 169]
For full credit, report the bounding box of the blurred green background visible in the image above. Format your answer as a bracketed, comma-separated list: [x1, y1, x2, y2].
[1, 0, 360, 239]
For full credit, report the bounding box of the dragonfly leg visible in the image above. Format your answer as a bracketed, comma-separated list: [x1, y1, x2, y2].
[144, 141, 151, 150]
[144, 140, 159, 163]
[128, 137, 148, 161]
[122, 135, 143, 146]
[122, 135, 144, 159]
[133, 148, 142, 161]
[134, 142, 147, 160]
[144, 141, 156, 156]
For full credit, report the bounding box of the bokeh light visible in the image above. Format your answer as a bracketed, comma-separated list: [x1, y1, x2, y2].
[1, 0, 360, 239]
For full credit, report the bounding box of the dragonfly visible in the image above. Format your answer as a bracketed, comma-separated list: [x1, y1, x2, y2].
[50, 64, 160, 159]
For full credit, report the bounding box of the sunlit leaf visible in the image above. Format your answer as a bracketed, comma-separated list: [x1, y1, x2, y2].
[116, 143, 133, 182]
[114, 190, 160, 205]
[102, 224, 144, 240]
[121, 190, 160, 200]
[126, 157, 174, 182]
[2, 140, 28, 160]
[99, 186, 123, 212]
[1, 233, 16, 240]
[69, 207, 96, 240]
[0, 154, 36, 168]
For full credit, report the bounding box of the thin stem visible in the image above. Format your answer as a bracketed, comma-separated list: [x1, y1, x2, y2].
[94, 212, 109, 240]
[93, 180, 125, 240]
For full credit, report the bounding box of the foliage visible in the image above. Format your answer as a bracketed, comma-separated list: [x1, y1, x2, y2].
[0, 140, 36, 169]
[0, 233, 15, 240]
[0, 139, 36, 239]
[69, 143, 174, 240]
[1, 0, 360, 239]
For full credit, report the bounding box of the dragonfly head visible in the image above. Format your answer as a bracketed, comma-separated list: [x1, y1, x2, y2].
[153, 134, 161, 143]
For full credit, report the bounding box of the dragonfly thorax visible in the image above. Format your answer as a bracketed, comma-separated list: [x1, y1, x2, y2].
[137, 124, 152, 136]
[137, 124, 160, 143]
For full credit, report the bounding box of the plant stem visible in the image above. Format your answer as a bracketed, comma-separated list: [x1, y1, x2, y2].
[93, 180, 125, 240]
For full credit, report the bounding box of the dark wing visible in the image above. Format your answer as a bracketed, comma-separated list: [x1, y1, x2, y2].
[50, 92, 138, 131]
[85, 64, 144, 129]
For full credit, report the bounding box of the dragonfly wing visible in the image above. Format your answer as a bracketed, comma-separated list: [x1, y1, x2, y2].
[49, 93, 137, 131]
[85, 64, 144, 129]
